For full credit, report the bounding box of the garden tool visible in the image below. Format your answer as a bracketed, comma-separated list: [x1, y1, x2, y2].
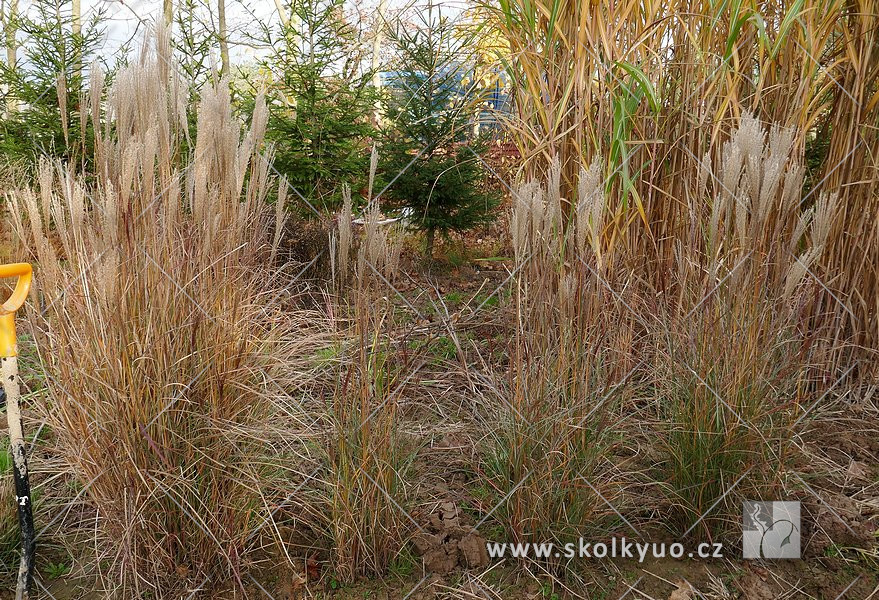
[0, 263, 34, 600]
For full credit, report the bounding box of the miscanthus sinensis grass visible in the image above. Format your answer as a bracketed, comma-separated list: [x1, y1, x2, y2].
[8, 28, 327, 597]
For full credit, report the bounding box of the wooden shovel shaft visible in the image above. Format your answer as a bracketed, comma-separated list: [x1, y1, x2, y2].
[3, 356, 34, 599]
[0, 263, 34, 598]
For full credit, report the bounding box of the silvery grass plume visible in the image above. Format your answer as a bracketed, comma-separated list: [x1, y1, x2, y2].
[705, 113, 815, 298]
[512, 156, 606, 269]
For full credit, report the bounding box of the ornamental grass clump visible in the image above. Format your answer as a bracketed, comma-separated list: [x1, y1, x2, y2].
[322, 187, 409, 581]
[485, 158, 643, 562]
[655, 115, 836, 540]
[7, 29, 324, 596]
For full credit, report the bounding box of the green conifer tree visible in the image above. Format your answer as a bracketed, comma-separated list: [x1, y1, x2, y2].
[379, 2, 499, 258]
[0, 0, 108, 167]
[260, 0, 377, 213]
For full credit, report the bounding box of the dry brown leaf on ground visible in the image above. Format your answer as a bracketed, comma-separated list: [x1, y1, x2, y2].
[668, 580, 695, 600]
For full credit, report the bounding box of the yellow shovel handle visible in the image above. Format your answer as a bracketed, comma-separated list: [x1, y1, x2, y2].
[0, 263, 32, 315]
[0, 263, 32, 357]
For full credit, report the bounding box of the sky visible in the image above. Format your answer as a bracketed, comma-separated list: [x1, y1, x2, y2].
[11, 0, 469, 66]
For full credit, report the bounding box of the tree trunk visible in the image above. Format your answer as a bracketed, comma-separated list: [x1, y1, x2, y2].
[163, 0, 173, 28]
[272, 0, 289, 28]
[4, 0, 18, 114]
[218, 0, 229, 77]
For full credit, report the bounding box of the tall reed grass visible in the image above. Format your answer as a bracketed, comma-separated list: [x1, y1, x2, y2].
[817, 0, 879, 368]
[489, 0, 877, 372]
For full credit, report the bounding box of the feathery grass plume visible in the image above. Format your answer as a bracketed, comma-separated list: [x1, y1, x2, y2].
[354, 198, 403, 286]
[333, 146, 401, 289]
[700, 114, 806, 292]
[575, 158, 605, 263]
[366, 143, 378, 204]
[8, 27, 325, 597]
[89, 60, 106, 167]
[337, 184, 353, 281]
[784, 192, 838, 300]
[509, 181, 534, 266]
[357, 200, 384, 277]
